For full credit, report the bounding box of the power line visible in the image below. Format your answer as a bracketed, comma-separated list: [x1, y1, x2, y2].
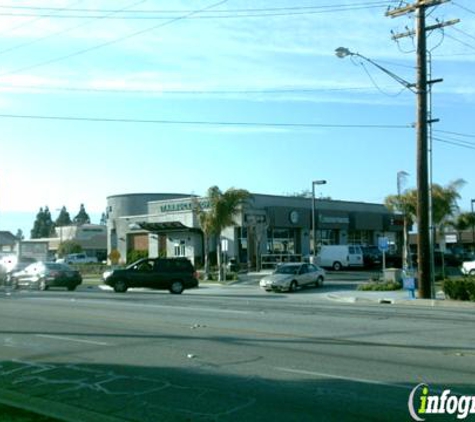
[0, 83, 390, 95]
[0, 0, 229, 78]
[453, 1, 475, 16]
[433, 136, 475, 150]
[0, 0, 147, 57]
[0, 113, 412, 129]
[434, 129, 475, 138]
[0, 0, 83, 37]
[0, 2, 395, 19]
[444, 31, 475, 50]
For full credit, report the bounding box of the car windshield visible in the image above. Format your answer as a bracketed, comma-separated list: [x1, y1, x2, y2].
[275, 265, 299, 275]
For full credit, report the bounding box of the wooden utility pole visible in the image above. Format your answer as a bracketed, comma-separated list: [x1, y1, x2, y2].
[386, 0, 458, 299]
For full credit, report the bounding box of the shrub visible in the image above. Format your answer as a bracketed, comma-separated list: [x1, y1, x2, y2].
[443, 278, 475, 301]
[357, 281, 402, 291]
[127, 250, 148, 264]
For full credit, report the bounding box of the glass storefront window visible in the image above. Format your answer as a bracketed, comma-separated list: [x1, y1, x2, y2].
[267, 228, 297, 254]
[347, 230, 372, 245]
[317, 229, 337, 246]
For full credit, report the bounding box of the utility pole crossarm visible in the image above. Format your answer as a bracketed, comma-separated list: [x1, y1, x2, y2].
[391, 18, 460, 40]
[386, 0, 450, 18]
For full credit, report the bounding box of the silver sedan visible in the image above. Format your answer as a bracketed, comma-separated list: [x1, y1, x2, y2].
[259, 263, 325, 293]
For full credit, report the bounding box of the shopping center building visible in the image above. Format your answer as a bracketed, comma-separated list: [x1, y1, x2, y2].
[106, 192, 403, 268]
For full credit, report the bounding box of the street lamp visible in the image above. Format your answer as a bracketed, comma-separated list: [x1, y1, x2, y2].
[335, 47, 416, 92]
[336, 46, 434, 299]
[311, 180, 327, 263]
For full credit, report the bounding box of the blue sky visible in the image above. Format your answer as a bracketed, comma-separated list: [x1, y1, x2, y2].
[0, 0, 474, 238]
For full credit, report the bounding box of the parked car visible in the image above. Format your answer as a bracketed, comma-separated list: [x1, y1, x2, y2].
[103, 257, 199, 294]
[259, 262, 325, 293]
[361, 246, 383, 268]
[461, 259, 475, 276]
[10, 262, 82, 291]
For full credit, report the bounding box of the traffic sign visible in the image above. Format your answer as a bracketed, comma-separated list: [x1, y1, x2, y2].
[378, 237, 389, 252]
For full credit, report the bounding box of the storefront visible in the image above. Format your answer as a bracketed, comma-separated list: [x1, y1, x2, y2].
[106, 192, 403, 267]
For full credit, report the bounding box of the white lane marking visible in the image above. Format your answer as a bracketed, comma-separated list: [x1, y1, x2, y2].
[275, 367, 413, 391]
[36, 334, 111, 346]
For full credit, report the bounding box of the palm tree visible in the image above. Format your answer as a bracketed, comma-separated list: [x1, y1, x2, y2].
[194, 186, 250, 281]
[385, 178, 465, 268]
[448, 212, 475, 246]
[385, 189, 417, 269]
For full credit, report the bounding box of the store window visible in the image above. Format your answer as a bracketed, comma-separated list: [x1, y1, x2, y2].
[347, 230, 372, 245]
[317, 229, 338, 246]
[267, 228, 297, 254]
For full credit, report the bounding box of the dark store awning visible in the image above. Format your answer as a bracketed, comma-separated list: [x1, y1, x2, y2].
[137, 221, 200, 234]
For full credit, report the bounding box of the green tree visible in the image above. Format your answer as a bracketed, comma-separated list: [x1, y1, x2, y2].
[448, 212, 475, 245]
[55, 206, 72, 226]
[30, 206, 55, 239]
[57, 240, 82, 258]
[73, 204, 91, 225]
[195, 186, 250, 281]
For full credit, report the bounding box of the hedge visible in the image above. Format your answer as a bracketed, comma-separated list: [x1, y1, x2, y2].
[443, 278, 475, 302]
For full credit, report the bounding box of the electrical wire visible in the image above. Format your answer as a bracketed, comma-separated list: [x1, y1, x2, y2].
[0, 83, 391, 96]
[452, 1, 475, 16]
[0, 0, 147, 57]
[433, 136, 475, 150]
[0, 0, 229, 78]
[0, 0, 83, 37]
[434, 129, 475, 139]
[0, 2, 395, 19]
[0, 113, 412, 129]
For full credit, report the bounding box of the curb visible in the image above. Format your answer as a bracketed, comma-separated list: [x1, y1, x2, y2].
[325, 293, 475, 308]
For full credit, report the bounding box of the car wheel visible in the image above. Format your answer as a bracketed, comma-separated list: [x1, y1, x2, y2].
[289, 280, 297, 293]
[38, 279, 48, 291]
[113, 280, 128, 293]
[469, 269, 475, 276]
[67, 284, 77, 291]
[332, 261, 342, 271]
[169, 280, 184, 294]
[316, 276, 324, 287]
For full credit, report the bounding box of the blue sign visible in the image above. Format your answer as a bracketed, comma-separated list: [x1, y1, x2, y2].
[378, 237, 389, 252]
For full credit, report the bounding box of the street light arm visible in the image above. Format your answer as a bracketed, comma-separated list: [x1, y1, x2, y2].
[335, 47, 416, 93]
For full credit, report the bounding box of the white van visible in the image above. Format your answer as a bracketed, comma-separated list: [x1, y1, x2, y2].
[316, 245, 364, 271]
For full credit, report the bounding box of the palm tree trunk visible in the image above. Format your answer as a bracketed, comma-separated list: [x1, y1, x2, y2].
[217, 235, 223, 282]
[203, 234, 210, 280]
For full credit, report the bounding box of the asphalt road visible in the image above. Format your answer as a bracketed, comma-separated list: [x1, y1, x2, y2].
[0, 281, 474, 422]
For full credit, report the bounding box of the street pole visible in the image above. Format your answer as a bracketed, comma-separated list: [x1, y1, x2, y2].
[385, 0, 457, 299]
[415, 3, 432, 299]
[397, 171, 409, 270]
[311, 180, 326, 263]
[471, 199, 475, 250]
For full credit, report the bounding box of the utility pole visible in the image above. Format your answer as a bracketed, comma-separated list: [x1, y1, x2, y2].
[386, 0, 458, 299]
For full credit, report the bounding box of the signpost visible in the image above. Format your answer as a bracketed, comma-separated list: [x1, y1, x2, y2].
[378, 236, 389, 271]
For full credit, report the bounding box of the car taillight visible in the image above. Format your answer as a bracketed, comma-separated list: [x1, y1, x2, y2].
[193, 271, 198, 279]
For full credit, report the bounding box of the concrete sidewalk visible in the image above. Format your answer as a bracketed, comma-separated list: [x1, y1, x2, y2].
[325, 289, 475, 308]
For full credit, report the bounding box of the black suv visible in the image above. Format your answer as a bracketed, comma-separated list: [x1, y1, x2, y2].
[361, 246, 383, 268]
[103, 258, 199, 294]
